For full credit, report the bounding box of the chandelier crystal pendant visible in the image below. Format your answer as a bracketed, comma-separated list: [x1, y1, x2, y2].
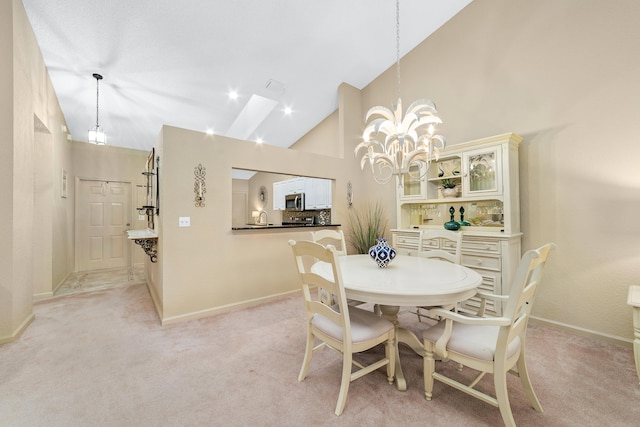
[355, 0, 445, 185]
[88, 73, 106, 145]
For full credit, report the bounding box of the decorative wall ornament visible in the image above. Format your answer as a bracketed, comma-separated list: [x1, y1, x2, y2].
[259, 186, 268, 207]
[61, 168, 68, 198]
[194, 164, 206, 207]
[347, 180, 353, 208]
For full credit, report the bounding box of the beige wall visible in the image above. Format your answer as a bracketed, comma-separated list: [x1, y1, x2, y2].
[151, 126, 356, 322]
[1, 0, 72, 341]
[360, 0, 640, 341]
[0, 0, 15, 340]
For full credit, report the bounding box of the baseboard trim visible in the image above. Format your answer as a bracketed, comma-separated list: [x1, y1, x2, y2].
[33, 291, 54, 300]
[145, 282, 163, 323]
[52, 271, 72, 295]
[0, 312, 35, 344]
[160, 289, 301, 326]
[530, 316, 632, 348]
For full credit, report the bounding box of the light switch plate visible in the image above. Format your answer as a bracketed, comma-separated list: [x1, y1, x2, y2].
[179, 217, 190, 227]
[138, 214, 145, 221]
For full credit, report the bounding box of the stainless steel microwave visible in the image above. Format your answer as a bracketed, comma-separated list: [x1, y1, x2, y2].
[285, 193, 305, 211]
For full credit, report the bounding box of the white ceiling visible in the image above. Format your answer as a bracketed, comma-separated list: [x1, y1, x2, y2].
[22, 0, 472, 152]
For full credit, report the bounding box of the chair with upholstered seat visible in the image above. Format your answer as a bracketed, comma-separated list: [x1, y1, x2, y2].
[289, 239, 395, 416]
[310, 229, 365, 307]
[414, 229, 463, 321]
[422, 243, 554, 427]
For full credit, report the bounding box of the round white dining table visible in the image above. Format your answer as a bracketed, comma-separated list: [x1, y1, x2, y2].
[312, 254, 483, 391]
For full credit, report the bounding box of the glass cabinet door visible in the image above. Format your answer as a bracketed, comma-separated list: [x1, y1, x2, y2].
[463, 147, 502, 197]
[399, 163, 426, 200]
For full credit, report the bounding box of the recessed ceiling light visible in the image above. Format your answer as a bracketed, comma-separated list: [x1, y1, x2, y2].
[283, 106, 293, 116]
[256, 137, 264, 144]
[228, 90, 239, 100]
[206, 128, 214, 135]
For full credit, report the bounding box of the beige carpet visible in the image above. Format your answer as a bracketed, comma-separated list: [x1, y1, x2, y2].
[1, 283, 639, 426]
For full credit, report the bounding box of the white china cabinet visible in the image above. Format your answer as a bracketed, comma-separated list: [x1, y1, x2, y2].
[392, 133, 522, 315]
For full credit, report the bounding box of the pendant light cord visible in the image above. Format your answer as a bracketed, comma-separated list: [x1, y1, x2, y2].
[93, 73, 103, 128]
[396, 0, 401, 101]
[95, 76, 100, 128]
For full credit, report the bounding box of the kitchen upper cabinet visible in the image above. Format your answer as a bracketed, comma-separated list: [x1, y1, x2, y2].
[273, 181, 285, 210]
[305, 178, 331, 209]
[273, 177, 332, 210]
[287, 177, 305, 195]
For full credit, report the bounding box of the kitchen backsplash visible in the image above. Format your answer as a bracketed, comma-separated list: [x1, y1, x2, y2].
[283, 208, 332, 225]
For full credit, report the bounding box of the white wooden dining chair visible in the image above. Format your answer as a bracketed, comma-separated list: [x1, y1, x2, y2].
[310, 229, 365, 307]
[422, 243, 555, 427]
[413, 229, 463, 321]
[310, 229, 347, 255]
[289, 239, 395, 416]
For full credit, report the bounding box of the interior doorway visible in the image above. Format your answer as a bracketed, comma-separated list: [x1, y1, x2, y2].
[76, 179, 132, 272]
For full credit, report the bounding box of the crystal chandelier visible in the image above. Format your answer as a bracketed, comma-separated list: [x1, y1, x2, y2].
[355, 0, 445, 185]
[88, 73, 106, 145]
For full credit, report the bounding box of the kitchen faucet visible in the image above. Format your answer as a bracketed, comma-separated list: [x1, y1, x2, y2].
[258, 210, 268, 225]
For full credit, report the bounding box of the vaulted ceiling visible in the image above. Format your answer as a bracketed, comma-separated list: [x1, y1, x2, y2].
[22, 0, 472, 152]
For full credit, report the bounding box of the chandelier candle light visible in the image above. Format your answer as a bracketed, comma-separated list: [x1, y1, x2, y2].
[88, 73, 106, 145]
[355, 0, 445, 185]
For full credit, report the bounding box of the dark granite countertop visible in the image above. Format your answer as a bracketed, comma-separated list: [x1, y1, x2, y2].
[232, 223, 341, 231]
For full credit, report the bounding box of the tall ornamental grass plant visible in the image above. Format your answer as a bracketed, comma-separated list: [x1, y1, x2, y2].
[346, 200, 388, 254]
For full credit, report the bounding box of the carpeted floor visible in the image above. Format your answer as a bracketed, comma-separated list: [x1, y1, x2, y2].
[1, 282, 638, 426]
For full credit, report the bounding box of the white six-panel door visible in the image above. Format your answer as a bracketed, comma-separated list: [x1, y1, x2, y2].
[77, 179, 131, 271]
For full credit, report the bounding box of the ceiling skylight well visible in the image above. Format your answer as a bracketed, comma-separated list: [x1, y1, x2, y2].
[225, 94, 278, 141]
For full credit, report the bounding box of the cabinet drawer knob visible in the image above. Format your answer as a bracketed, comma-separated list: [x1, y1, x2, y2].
[475, 258, 483, 265]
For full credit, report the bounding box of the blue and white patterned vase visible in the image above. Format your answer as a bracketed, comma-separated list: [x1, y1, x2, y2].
[369, 238, 397, 268]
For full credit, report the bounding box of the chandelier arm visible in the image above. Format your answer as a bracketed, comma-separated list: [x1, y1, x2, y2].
[371, 157, 397, 185]
[405, 116, 443, 135]
[365, 105, 395, 121]
[405, 98, 437, 115]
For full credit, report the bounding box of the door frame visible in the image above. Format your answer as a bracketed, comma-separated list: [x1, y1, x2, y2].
[74, 176, 135, 273]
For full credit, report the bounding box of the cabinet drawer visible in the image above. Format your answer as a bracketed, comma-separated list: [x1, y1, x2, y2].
[421, 238, 439, 250]
[462, 254, 501, 271]
[461, 237, 501, 254]
[395, 248, 419, 256]
[392, 231, 420, 250]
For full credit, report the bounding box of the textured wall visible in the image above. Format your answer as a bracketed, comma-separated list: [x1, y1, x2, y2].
[360, 0, 640, 341]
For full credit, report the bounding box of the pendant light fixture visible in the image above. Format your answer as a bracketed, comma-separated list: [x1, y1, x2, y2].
[355, 0, 445, 185]
[88, 73, 106, 145]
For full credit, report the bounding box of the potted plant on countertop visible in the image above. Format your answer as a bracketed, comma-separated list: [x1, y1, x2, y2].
[441, 179, 459, 198]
